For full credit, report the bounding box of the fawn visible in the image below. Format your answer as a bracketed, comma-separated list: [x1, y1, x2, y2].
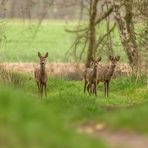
[34, 52, 48, 98]
[84, 57, 101, 96]
[97, 55, 120, 97]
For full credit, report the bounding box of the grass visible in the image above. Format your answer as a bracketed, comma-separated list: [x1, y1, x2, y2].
[0, 68, 148, 123]
[0, 19, 147, 147]
[0, 86, 106, 148]
[0, 66, 148, 147]
[0, 20, 74, 62]
[0, 19, 129, 63]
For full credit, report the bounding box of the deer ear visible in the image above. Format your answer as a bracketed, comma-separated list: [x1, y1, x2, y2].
[38, 52, 42, 58]
[109, 55, 113, 60]
[44, 52, 48, 58]
[116, 56, 120, 61]
[97, 56, 101, 62]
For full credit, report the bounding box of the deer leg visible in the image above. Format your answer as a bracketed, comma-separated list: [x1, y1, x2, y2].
[106, 80, 109, 97]
[96, 81, 99, 95]
[104, 82, 107, 97]
[89, 84, 93, 95]
[90, 83, 94, 95]
[91, 84, 94, 94]
[90, 84, 94, 95]
[94, 82, 97, 96]
[37, 81, 40, 92]
[90, 84, 93, 95]
[93, 84, 96, 95]
[40, 83, 43, 99]
[44, 83, 47, 97]
[87, 83, 90, 94]
[84, 80, 87, 93]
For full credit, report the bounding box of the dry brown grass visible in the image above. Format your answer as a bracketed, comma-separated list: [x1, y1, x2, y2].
[0, 62, 132, 80]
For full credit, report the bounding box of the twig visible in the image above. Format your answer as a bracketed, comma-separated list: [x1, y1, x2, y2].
[96, 23, 116, 49]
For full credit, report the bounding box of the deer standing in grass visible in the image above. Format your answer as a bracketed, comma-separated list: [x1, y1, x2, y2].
[97, 55, 120, 97]
[34, 52, 48, 98]
[84, 57, 101, 96]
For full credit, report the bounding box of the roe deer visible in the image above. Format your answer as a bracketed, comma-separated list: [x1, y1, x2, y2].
[97, 55, 120, 97]
[84, 57, 101, 96]
[34, 52, 48, 98]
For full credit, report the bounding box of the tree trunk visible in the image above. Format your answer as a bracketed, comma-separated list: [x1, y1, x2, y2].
[86, 0, 98, 67]
[112, 0, 141, 75]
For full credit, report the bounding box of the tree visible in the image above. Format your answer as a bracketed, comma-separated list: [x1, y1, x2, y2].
[66, 0, 114, 67]
[86, 0, 99, 67]
[112, 0, 141, 75]
[66, 0, 144, 77]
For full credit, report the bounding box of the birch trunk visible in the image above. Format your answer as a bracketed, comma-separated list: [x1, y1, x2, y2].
[112, 0, 141, 75]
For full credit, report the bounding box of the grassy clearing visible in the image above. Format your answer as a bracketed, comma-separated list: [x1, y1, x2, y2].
[0, 19, 129, 63]
[0, 19, 147, 147]
[0, 67, 148, 147]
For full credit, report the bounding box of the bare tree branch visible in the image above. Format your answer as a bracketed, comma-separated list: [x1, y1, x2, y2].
[65, 6, 113, 33]
[95, 6, 113, 25]
[96, 23, 116, 49]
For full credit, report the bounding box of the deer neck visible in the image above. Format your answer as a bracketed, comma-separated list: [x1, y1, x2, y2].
[108, 63, 116, 77]
[40, 64, 46, 75]
[93, 66, 98, 78]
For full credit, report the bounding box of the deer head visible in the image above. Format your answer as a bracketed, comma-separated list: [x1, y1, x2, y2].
[109, 55, 120, 66]
[91, 56, 102, 68]
[38, 52, 48, 67]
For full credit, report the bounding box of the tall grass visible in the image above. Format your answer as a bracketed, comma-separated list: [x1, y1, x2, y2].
[0, 66, 27, 87]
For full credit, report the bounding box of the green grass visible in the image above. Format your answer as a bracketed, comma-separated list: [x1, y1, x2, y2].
[0, 20, 74, 62]
[0, 86, 106, 148]
[101, 101, 148, 134]
[0, 68, 148, 147]
[0, 19, 129, 63]
[0, 70, 148, 124]
[0, 19, 147, 147]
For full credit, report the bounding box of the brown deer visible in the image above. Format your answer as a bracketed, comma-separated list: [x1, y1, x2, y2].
[97, 55, 120, 97]
[84, 57, 101, 96]
[34, 52, 48, 98]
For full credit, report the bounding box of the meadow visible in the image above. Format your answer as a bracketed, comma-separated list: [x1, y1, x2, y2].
[0, 70, 147, 148]
[0, 20, 148, 148]
[0, 19, 128, 62]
